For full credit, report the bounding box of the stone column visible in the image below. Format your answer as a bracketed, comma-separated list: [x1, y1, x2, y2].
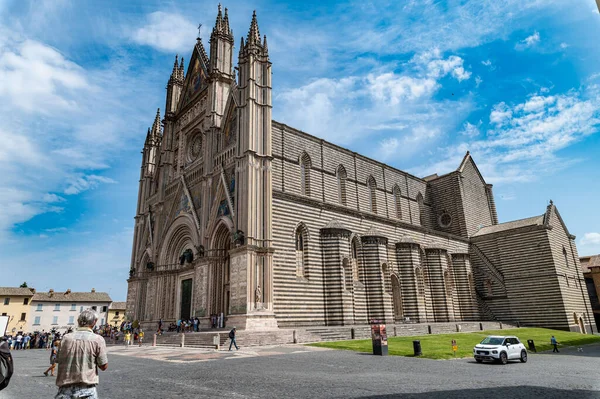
[361, 228, 393, 323]
[451, 253, 479, 321]
[320, 221, 352, 326]
[424, 248, 451, 322]
[395, 239, 425, 322]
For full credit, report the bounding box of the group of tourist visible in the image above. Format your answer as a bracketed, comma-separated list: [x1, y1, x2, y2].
[156, 315, 225, 334]
[4, 330, 61, 351]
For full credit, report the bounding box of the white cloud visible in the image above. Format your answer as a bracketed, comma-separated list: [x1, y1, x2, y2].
[42, 194, 66, 203]
[516, 31, 540, 50]
[475, 76, 483, 88]
[560, 42, 569, 49]
[481, 60, 492, 67]
[418, 85, 600, 184]
[64, 174, 117, 195]
[132, 12, 198, 52]
[0, 39, 90, 112]
[461, 121, 481, 137]
[275, 50, 473, 148]
[580, 232, 600, 246]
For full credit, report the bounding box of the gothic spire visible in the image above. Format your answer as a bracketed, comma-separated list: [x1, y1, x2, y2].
[151, 108, 161, 138]
[214, 3, 223, 33]
[178, 57, 185, 80]
[224, 7, 231, 36]
[247, 10, 261, 46]
[263, 35, 268, 55]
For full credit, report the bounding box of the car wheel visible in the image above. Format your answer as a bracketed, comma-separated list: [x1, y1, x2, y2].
[499, 352, 508, 365]
[520, 350, 527, 363]
[475, 358, 483, 363]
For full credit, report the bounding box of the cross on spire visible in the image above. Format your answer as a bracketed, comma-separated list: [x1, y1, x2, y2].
[197, 23, 202, 38]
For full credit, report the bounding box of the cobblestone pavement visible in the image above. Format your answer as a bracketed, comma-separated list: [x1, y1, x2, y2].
[1, 343, 600, 398]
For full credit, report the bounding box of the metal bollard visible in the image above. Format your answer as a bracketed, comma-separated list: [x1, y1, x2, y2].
[456, 324, 461, 332]
[499, 322, 503, 329]
[181, 333, 185, 348]
[293, 330, 298, 344]
[479, 322, 483, 331]
[428, 325, 432, 334]
[413, 340, 422, 356]
[351, 328, 355, 340]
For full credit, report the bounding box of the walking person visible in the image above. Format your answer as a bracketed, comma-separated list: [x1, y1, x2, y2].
[228, 327, 239, 351]
[43, 340, 60, 377]
[54, 309, 108, 399]
[125, 331, 131, 346]
[551, 335, 559, 353]
[138, 330, 144, 347]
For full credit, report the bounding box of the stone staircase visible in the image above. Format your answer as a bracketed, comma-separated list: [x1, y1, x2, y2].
[155, 332, 228, 349]
[471, 244, 505, 287]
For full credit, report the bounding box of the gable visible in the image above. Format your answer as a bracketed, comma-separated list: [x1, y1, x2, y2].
[221, 95, 239, 148]
[178, 42, 210, 111]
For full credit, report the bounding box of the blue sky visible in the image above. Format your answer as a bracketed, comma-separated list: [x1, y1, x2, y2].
[1, 0, 600, 301]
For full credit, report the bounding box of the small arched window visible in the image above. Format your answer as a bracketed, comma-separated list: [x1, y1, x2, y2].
[485, 279, 493, 296]
[416, 192, 425, 226]
[295, 224, 308, 277]
[337, 165, 347, 206]
[393, 185, 402, 219]
[300, 153, 311, 196]
[351, 237, 360, 281]
[367, 176, 377, 214]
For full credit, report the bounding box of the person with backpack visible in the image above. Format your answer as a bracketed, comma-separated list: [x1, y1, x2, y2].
[228, 327, 239, 351]
[0, 338, 14, 392]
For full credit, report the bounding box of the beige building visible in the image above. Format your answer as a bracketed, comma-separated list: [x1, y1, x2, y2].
[580, 255, 600, 330]
[126, 6, 594, 333]
[29, 289, 112, 333]
[108, 301, 127, 328]
[0, 287, 35, 334]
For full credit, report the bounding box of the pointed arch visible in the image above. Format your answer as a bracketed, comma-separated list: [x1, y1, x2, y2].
[391, 273, 403, 320]
[336, 165, 348, 206]
[367, 175, 377, 214]
[350, 234, 361, 281]
[299, 152, 312, 196]
[392, 184, 402, 219]
[159, 214, 199, 266]
[295, 222, 309, 278]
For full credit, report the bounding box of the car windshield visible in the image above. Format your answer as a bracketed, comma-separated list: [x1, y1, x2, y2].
[480, 337, 504, 345]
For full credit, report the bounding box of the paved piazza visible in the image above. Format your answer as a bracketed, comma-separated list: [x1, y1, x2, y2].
[2, 344, 600, 398]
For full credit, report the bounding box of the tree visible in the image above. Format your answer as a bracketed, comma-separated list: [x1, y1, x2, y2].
[19, 282, 28, 288]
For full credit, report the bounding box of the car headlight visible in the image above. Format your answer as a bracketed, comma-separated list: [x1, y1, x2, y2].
[492, 350, 497, 354]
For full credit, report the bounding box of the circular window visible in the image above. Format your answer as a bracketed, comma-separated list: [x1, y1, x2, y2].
[187, 133, 203, 162]
[439, 212, 452, 228]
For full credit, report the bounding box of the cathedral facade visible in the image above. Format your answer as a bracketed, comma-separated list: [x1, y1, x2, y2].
[126, 7, 595, 333]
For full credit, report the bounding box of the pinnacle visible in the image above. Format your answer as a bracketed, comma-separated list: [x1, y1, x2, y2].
[151, 108, 161, 137]
[247, 10, 261, 45]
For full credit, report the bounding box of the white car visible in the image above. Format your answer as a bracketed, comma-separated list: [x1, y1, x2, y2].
[473, 335, 528, 364]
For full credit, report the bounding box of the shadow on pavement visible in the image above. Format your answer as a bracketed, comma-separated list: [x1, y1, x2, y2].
[360, 386, 600, 398]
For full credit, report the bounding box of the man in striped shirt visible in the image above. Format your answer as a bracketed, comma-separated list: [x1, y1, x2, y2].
[55, 309, 108, 399]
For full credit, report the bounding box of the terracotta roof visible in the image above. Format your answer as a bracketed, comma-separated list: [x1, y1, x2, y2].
[109, 301, 127, 310]
[580, 255, 600, 273]
[0, 287, 35, 296]
[31, 291, 112, 303]
[471, 215, 544, 237]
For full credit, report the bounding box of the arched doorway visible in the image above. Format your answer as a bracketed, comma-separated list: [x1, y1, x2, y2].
[210, 221, 232, 324]
[579, 317, 586, 334]
[391, 274, 403, 321]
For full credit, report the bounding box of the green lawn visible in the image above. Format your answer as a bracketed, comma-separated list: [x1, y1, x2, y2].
[307, 328, 600, 360]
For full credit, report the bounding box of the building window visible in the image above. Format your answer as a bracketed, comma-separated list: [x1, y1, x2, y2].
[115, 311, 120, 317]
[563, 247, 569, 268]
[80, 306, 83, 312]
[71, 304, 76, 311]
[91, 306, 97, 311]
[337, 165, 347, 206]
[36, 304, 43, 311]
[101, 318, 105, 325]
[34, 316, 41, 325]
[295, 223, 308, 278]
[416, 267, 425, 297]
[416, 192, 425, 226]
[485, 279, 493, 296]
[439, 212, 452, 228]
[1, 313, 6, 316]
[351, 237, 360, 281]
[20, 313, 26, 321]
[367, 176, 377, 214]
[300, 152, 311, 196]
[23, 298, 29, 305]
[102, 306, 108, 313]
[52, 316, 58, 325]
[54, 304, 60, 311]
[68, 316, 75, 325]
[393, 185, 402, 219]
[3, 298, 9, 305]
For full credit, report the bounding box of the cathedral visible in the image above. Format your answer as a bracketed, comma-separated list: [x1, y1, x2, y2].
[126, 6, 594, 333]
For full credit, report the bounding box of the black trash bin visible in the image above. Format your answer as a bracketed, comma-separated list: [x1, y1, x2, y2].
[527, 339, 536, 353]
[413, 340, 422, 356]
